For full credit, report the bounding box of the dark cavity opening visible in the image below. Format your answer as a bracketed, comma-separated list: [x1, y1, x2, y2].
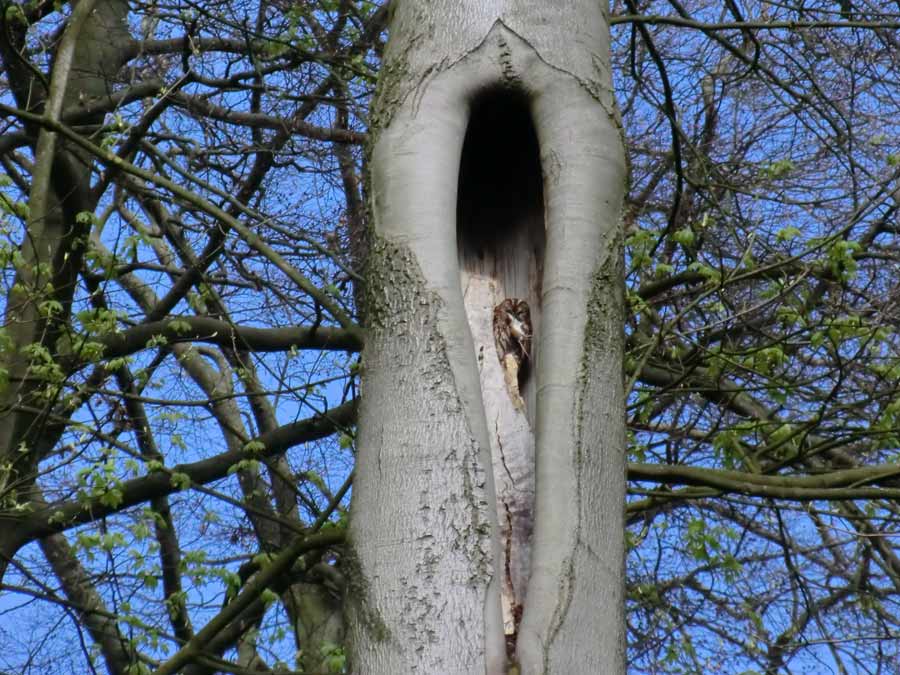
[457, 87, 545, 409]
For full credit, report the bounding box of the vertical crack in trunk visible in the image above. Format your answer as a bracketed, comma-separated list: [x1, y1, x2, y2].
[457, 87, 545, 664]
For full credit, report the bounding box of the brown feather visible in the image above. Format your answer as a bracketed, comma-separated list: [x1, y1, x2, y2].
[493, 298, 532, 366]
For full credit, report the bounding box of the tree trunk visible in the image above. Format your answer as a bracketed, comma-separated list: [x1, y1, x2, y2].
[0, 0, 132, 574]
[347, 2, 626, 673]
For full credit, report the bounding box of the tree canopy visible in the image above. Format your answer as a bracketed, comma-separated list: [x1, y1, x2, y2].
[1, 0, 900, 673]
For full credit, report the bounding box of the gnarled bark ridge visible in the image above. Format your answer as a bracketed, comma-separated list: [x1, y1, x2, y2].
[348, 3, 626, 673]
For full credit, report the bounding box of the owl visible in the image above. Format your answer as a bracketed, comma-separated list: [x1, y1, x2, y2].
[493, 298, 532, 367]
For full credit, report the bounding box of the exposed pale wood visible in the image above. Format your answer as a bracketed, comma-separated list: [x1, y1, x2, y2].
[462, 273, 535, 638]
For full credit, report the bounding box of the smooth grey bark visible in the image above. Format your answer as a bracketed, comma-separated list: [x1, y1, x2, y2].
[349, 2, 626, 674]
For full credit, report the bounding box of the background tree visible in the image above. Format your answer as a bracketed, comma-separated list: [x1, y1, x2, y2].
[1, 1, 900, 674]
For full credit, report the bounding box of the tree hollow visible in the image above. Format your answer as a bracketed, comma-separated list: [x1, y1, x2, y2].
[457, 86, 545, 413]
[457, 86, 544, 656]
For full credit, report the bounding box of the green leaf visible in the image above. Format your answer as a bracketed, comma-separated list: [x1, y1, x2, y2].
[167, 319, 192, 335]
[672, 228, 695, 246]
[4, 5, 27, 25]
[99, 488, 124, 508]
[169, 472, 190, 490]
[764, 158, 794, 178]
[145, 334, 168, 348]
[227, 458, 260, 475]
[320, 642, 346, 674]
[776, 225, 801, 242]
[243, 440, 265, 454]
